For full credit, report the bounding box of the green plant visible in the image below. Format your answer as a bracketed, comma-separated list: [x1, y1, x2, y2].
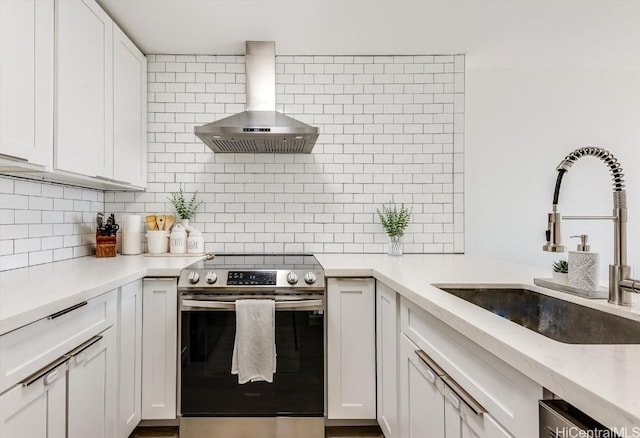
[553, 260, 568, 273]
[376, 202, 412, 237]
[168, 184, 202, 220]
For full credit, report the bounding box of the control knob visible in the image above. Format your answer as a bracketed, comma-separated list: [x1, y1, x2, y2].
[304, 271, 317, 284]
[206, 272, 218, 284]
[286, 271, 299, 285]
[188, 271, 200, 284]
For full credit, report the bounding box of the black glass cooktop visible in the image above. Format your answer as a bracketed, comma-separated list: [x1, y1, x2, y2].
[187, 253, 322, 271]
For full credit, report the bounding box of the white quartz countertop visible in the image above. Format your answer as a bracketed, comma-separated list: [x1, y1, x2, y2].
[3, 252, 640, 429]
[0, 254, 202, 336]
[314, 253, 640, 431]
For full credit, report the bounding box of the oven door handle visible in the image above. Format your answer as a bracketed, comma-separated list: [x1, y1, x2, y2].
[181, 299, 324, 311]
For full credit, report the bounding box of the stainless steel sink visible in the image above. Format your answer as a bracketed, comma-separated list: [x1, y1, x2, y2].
[437, 287, 640, 344]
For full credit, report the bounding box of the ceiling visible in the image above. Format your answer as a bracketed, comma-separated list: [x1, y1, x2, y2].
[96, 0, 640, 67]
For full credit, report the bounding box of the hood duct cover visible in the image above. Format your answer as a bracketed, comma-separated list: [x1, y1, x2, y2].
[194, 42, 319, 153]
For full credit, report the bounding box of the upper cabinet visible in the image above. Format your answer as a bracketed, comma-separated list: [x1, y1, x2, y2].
[56, 0, 147, 189]
[113, 26, 147, 188]
[0, 0, 147, 190]
[0, 0, 54, 169]
[55, 0, 114, 179]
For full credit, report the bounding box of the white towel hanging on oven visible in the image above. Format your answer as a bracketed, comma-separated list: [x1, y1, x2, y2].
[231, 299, 276, 384]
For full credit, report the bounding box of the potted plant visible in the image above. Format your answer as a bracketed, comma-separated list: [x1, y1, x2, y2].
[377, 202, 412, 256]
[552, 259, 569, 284]
[168, 184, 202, 231]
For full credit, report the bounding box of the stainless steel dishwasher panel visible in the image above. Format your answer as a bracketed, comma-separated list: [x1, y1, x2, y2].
[539, 400, 616, 438]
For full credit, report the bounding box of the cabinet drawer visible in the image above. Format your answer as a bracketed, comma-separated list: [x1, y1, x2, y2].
[0, 290, 116, 393]
[400, 297, 541, 438]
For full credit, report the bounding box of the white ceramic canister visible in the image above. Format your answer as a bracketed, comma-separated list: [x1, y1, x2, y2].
[146, 230, 170, 254]
[187, 229, 204, 254]
[170, 223, 187, 254]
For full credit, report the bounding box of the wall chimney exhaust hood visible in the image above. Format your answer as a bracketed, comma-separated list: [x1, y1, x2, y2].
[194, 41, 319, 153]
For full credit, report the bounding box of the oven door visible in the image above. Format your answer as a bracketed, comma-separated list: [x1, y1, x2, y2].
[179, 295, 325, 417]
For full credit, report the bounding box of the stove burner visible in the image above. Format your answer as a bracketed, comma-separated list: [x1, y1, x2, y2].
[178, 253, 325, 292]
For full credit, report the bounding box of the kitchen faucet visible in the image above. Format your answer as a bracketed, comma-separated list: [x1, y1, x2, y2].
[543, 146, 640, 306]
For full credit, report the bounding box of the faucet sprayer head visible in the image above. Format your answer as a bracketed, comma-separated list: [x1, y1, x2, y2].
[543, 206, 566, 253]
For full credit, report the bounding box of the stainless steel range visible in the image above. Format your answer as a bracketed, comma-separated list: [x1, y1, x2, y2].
[177, 254, 326, 438]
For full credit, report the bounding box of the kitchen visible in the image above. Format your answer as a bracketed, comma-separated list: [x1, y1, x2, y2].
[1, 0, 640, 437]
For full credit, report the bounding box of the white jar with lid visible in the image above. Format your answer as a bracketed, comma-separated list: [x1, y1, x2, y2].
[170, 223, 187, 254]
[187, 229, 204, 254]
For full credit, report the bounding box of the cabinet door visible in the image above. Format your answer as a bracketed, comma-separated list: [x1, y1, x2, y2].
[0, 361, 66, 438]
[327, 278, 376, 420]
[399, 334, 445, 438]
[67, 329, 117, 438]
[376, 281, 398, 438]
[55, 0, 113, 178]
[0, 0, 53, 167]
[113, 25, 147, 188]
[118, 280, 142, 437]
[142, 278, 177, 420]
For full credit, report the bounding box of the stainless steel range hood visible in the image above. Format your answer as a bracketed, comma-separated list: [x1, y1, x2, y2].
[194, 41, 319, 153]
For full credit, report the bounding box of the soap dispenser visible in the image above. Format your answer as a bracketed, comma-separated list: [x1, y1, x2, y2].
[568, 234, 600, 291]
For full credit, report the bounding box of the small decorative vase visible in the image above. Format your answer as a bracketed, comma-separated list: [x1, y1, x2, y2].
[552, 271, 568, 284]
[180, 218, 194, 233]
[387, 235, 403, 256]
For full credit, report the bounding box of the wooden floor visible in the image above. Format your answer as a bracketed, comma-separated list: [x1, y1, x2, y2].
[130, 426, 384, 438]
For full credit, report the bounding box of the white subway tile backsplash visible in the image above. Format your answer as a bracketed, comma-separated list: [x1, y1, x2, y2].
[1, 54, 464, 266]
[0, 177, 103, 270]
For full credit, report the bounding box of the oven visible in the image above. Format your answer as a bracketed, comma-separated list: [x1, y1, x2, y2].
[177, 254, 326, 438]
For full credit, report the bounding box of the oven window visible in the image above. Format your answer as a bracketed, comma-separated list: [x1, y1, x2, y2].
[181, 310, 324, 417]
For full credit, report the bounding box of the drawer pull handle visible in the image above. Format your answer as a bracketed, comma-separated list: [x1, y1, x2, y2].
[21, 356, 69, 387]
[0, 152, 29, 162]
[331, 277, 373, 281]
[65, 335, 103, 360]
[415, 349, 446, 377]
[47, 301, 87, 319]
[443, 377, 486, 416]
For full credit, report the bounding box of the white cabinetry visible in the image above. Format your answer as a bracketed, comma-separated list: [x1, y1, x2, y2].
[55, 0, 113, 178]
[118, 280, 142, 437]
[0, 290, 117, 438]
[400, 297, 541, 437]
[113, 25, 147, 188]
[376, 281, 397, 438]
[142, 278, 178, 420]
[399, 333, 445, 438]
[67, 330, 117, 438]
[327, 278, 376, 420]
[0, 361, 66, 438]
[0, 0, 147, 190]
[0, 0, 53, 169]
[399, 333, 512, 438]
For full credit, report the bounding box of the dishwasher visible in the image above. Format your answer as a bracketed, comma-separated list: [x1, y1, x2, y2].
[539, 400, 619, 437]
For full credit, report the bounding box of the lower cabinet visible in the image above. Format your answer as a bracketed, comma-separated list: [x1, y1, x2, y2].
[399, 333, 445, 437]
[141, 278, 178, 420]
[0, 360, 67, 438]
[399, 333, 512, 438]
[67, 328, 117, 438]
[118, 280, 142, 437]
[376, 281, 398, 438]
[0, 290, 117, 438]
[327, 277, 376, 420]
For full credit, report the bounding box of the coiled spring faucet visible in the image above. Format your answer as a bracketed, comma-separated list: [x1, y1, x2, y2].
[543, 146, 640, 306]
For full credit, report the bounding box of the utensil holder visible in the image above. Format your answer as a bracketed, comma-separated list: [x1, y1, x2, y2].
[96, 233, 117, 258]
